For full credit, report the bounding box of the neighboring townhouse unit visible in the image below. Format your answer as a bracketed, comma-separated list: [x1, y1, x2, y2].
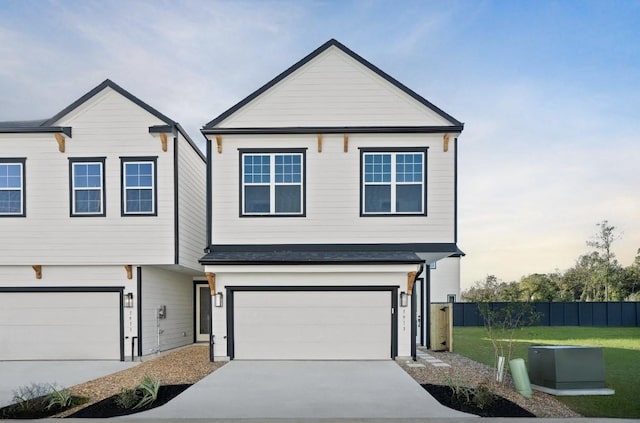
[201, 39, 464, 360]
[0, 80, 206, 360]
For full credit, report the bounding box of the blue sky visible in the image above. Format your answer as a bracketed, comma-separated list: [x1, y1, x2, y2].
[1, 0, 638, 289]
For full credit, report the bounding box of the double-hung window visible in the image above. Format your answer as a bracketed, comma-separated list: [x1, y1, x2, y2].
[361, 148, 427, 215]
[240, 149, 305, 216]
[69, 158, 105, 216]
[0, 158, 25, 217]
[121, 157, 157, 215]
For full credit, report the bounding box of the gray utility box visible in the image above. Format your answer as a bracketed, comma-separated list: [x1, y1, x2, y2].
[528, 345, 606, 390]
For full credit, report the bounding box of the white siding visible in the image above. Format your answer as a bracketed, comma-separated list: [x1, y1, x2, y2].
[218, 47, 452, 128]
[209, 133, 456, 244]
[0, 87, 175, 265]
[430, 256, 461, 302]
[177, 133, 206, 271]
[140, 266, 193, 354]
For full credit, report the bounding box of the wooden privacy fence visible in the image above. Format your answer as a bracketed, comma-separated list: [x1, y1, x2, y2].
[453, 301, 640, 327]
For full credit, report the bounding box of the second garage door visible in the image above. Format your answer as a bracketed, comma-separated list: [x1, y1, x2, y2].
[232, 290, 392, 360]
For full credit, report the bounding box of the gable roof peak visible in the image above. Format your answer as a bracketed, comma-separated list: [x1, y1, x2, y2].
[203, 39, 462, 129]
[43, 79, 176, 127]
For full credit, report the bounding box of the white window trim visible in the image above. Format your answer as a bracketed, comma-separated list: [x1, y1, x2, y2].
[362, 152, 425, 215]
[0, 161, 24, 216]
[123, 160, 156, 215]
[71, 161, 104, 216]
[242, 152, 304, 216]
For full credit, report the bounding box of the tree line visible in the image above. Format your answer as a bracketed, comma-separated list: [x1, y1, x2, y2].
[462, 220, 640, 302]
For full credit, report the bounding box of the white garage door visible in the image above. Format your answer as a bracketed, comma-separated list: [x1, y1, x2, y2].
[0, 291, 121, 360]
[233, 290, 391, 360]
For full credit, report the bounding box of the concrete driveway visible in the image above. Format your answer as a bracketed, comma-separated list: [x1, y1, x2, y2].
[133, 360, 474, 418]
[0, 361, 137, 408]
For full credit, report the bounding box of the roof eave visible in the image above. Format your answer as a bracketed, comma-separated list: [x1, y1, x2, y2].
[0, 126, 72, 137]
[202, 125, 464, 136]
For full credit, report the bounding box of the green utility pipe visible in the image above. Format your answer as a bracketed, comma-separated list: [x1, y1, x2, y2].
[509, 358, 533, 398]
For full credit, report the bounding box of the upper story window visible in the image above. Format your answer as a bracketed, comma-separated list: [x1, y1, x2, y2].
[69, 157, 106, 217]
[240, 149, 306, 216]
[121, 157, 157, 216]
[360, 148, 427, 215]
[0, 158, 25, 217]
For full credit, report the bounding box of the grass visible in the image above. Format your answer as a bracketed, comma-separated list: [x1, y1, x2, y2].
[453, 326, 640, 418]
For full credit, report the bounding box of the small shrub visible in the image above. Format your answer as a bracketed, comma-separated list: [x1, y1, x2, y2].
[115, 376, 161, 410]
[472, 382, 496, 410]
[11, 382, 51, 412]
[115, 387, 140, 409]
[133, 376, 160, 409]
[46, 385, 73, 410]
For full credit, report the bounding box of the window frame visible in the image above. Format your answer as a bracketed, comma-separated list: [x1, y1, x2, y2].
[359, 147, 428, 216]
[238, 148, 307, 217]
[120, 156, 158, 216]
[0, 158, 26, 217]
[69, 157, 106, 217]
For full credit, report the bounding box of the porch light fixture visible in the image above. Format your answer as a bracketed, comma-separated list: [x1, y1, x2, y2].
[400, 291, 408, 307]
[214, 292, 224, 308]
[124, 292, 134, 308]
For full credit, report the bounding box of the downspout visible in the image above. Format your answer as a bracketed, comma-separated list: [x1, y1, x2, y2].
[411, 263, 424, 361]
[426, 265, 431, 349]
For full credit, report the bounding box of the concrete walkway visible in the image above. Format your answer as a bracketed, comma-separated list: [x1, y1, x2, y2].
[132, 360, 473, 419]
[0, 360, 137, 407]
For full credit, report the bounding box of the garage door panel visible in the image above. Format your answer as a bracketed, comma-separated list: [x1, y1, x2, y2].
[233, 290, 392, 360]
[0, 292, 121, 360]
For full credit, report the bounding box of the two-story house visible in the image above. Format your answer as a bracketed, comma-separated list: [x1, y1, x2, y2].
[0, 80, 206, 360]
[200, 39, 463, 360]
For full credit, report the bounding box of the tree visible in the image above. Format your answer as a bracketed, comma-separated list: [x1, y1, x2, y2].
[519, 273, 560, 301]
[461, 275, 502, 302]
[586, 220, 621, 301]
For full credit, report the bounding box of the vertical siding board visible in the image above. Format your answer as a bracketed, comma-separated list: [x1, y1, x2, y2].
[607, 302, 622, 326]
[593, 303, 608, 326]
[564, 302, 579, 326]
[621, 302, 636, 326]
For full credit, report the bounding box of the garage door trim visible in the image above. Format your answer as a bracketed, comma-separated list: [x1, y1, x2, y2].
[226, 285, 398, 360]
[0, 286, 125, 361]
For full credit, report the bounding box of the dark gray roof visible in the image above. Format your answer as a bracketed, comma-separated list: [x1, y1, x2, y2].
[0, 119, 47, 128]
[200, 250, 424, 265]
[204, 38, 463, 129]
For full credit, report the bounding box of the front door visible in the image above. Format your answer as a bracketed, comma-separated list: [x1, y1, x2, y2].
[195, 284, 211, 342]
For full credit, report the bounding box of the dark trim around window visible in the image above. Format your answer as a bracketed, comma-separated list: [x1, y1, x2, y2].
[238, 148, 307, 217]
[358, 147, 428, 217]
[119, 156, 158, 216]
[0, 158, 26, 217]
[68, 157, 106, 217]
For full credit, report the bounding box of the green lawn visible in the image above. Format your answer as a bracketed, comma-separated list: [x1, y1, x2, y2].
[453, 326, 640, 418]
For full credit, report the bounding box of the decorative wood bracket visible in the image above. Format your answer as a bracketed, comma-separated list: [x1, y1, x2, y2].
[216, 135, 222, 153]
[32, 265, 42, 280]
[124, 265, 133, 280]
[205, 272, 216, 294]
[407, 271, 417, 295]
[343, 134, 349, 153]
[54, 134, 65, 153]
[159, 133, 168, 152]
[317, 134, 323, 153]
[443, 133, 450, 152]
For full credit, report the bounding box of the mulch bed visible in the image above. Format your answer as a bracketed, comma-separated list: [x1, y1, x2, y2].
[67, 384, 191, 418]
[421, 384, 535, 417]
[1, 397, 87, 420]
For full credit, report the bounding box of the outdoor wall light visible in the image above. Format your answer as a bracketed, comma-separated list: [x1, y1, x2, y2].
[124, 292, 134, 308]
[400, 291, 408, 307]
[214, 292, 224, 307]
